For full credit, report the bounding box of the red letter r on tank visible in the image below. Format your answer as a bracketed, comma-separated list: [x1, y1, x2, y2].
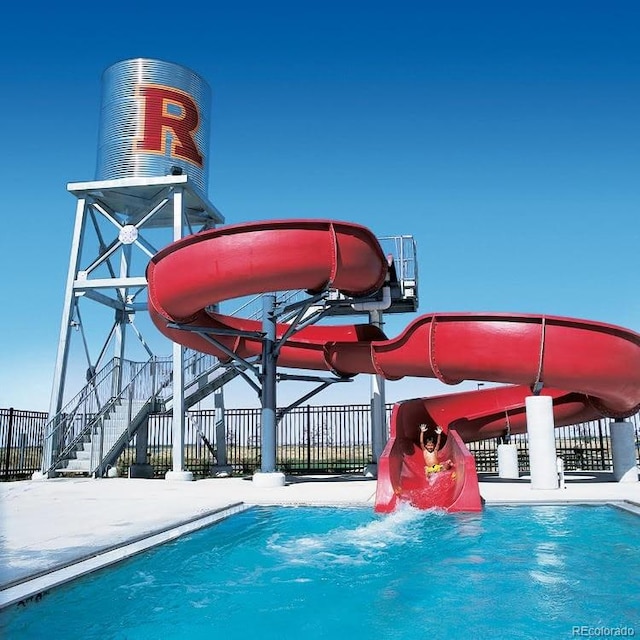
[136, 84, 204, 167]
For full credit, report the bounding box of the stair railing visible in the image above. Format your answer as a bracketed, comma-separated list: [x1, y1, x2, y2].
[41, 358, 123, 473]
[88, 355, 175, 476]
[42, 356, 174, 476]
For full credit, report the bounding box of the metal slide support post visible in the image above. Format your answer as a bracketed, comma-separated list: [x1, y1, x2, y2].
[166, 187, 192, 481]
[212, 388, 233, 476]
[253, 294, 285, 486]
[367, 309, 387, 477]
[128, 414, 153, 479]
[261, 294, 277, 473]
[214, 389, 227, 464]
[135, 418, 149, 464]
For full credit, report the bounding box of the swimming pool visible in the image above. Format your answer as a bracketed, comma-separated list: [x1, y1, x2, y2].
[1, 504, 638, 639]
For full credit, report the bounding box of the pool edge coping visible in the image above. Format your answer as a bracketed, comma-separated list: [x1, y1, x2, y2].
[0, 502, 248, 611]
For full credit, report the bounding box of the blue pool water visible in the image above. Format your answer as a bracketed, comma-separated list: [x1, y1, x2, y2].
[1, 504, 639, 640]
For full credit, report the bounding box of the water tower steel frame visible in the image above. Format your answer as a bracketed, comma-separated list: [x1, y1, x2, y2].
[45, 174, 224, 472]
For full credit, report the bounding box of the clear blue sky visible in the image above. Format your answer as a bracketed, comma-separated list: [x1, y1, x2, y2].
[1, 1, 638, 411]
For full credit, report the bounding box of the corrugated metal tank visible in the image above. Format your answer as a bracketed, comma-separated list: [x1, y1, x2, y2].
[95, 58, 211, 195]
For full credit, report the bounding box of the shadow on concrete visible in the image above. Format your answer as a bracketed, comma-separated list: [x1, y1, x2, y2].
[478, 471, 619, 484]
[238, 473, 376, 484]
[284, 474, 376, 484]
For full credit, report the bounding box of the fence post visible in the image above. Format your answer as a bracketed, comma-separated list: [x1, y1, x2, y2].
[97, 420, 105, 478]
[18, 432, 26, 472]
[306, 405, 311, 470]
[3, 407, 14, 480]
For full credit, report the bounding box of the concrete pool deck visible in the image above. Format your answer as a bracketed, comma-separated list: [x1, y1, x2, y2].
[1, 471, 639, 608]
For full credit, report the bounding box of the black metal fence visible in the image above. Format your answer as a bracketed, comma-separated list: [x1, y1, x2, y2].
[2, 405, 639, 481]
[116, 404, 376, 478]
[0, 408, 48, 480]
[466, 417, 626, 473]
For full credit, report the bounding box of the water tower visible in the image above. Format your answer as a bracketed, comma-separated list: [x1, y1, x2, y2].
[41, 59, 224, 478]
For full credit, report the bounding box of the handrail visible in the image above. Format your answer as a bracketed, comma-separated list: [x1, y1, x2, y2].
[41, 355, 173, 475]
[87, 356, 174, 476]
[41, 358, 121, 472]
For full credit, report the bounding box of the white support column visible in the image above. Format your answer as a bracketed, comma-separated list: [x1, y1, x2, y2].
[166, 340, 192, 480]
[497, 443, 519, 479]
[166, 187, 192, 481]
[526, 395, 558, 489]
[610, 420, 639, 483]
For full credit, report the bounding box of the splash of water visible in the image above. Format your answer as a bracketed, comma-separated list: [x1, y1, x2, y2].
[267, 503, 433, 566]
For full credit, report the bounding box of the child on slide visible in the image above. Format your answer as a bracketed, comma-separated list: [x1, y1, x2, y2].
[420, 424, 453, 476]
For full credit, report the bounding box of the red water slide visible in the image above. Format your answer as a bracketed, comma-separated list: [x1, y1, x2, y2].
[147, 220, 640, 510]
[372, 385, 609, 513]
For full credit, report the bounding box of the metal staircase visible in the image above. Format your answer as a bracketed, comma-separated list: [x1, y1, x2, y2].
[42, 358, 168, 477]
[58, 398, 148, 475]
[41, 234, 418, 478]
[41, 350, 233, 477]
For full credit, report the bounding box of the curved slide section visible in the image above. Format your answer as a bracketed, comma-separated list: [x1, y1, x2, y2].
[373, 385, 605, 513]
[147, 219, 640, 510]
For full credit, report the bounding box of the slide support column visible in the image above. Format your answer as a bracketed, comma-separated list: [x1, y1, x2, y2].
[610, 420, 638, 483]
[166, 187, 192, 481]
[526, 395, 558, 489]
[366, 309, 387, 478]
[497, 443, 519, 479]
[254, 294, 285, 487]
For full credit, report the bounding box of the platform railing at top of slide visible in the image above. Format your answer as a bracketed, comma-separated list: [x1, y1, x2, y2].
[216, 234, 419, 320]
[378, 234, 419, 299]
